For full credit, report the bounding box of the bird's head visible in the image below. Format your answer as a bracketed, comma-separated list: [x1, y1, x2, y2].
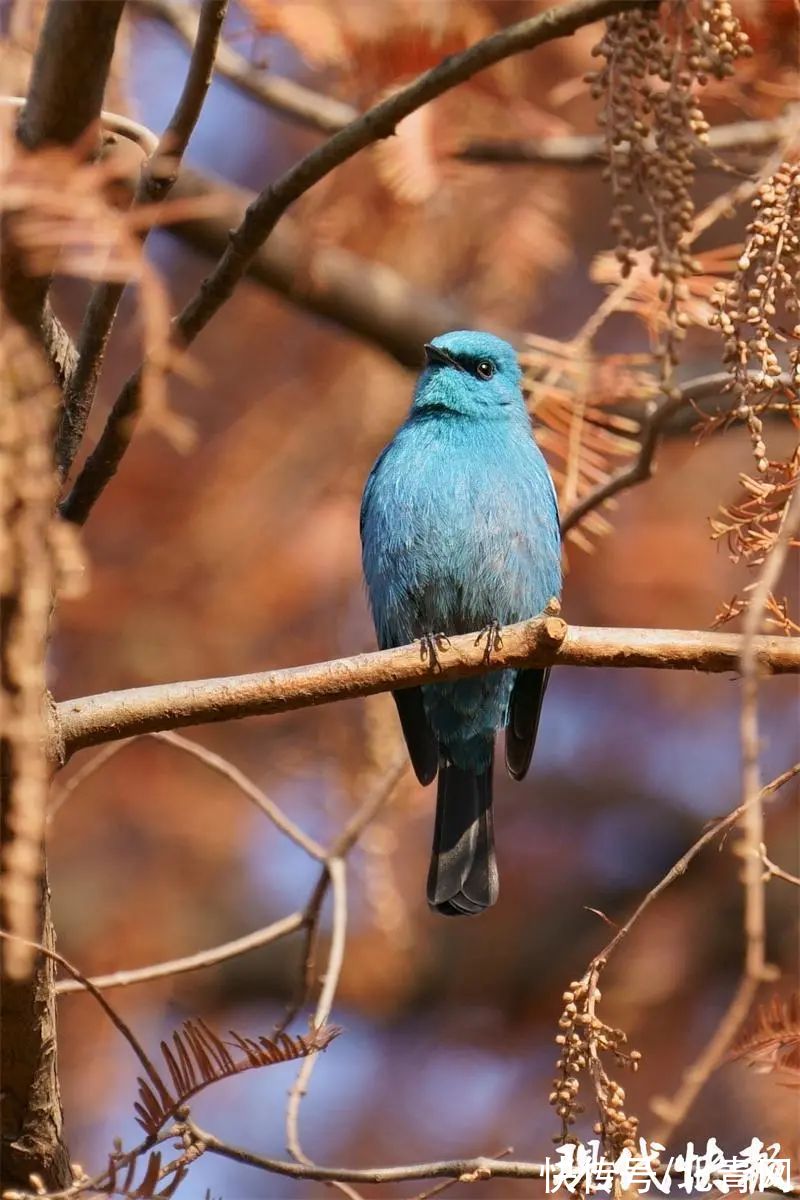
[412, 330, 525, 419]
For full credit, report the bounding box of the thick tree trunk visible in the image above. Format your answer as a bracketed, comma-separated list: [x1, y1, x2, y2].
[0, 874, 72, 1191]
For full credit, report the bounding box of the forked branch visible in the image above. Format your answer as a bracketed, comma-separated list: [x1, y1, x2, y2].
[61, 0, 659, 524]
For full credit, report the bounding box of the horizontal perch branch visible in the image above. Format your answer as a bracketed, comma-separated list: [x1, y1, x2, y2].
[55, 618, 800, 759]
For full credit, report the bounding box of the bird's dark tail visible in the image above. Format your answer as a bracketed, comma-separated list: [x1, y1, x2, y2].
[426, 756, 498, 916]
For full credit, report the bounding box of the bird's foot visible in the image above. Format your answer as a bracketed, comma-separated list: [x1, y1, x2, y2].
[420, 631, 451, 671]
[475, 620, 503, 664]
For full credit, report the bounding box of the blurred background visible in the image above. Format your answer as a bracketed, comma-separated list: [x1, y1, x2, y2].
[5, 0, 799, 1195]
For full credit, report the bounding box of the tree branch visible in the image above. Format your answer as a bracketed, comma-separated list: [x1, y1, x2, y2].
[55, 618, 800, 759]
[56, 0, 228, 479]
[186, 1127, 548, 1186]
[61, 0, 659, 524]
[458, 110, 799, 167]
[0, 1, 125, 383]
[133, 0, 358, 135]
[136, 0, 798, 177]
[54, 912, 304, 995]
[162, 167, 475, 369]
[650, 484, 800, 1145]
[561, 372, 793, 534]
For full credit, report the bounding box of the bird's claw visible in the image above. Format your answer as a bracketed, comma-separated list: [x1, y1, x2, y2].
[420, 631, 451, 671]
[475, 620, 503, 664]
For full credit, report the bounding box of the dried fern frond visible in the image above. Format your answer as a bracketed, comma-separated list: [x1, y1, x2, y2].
[730, 992, 800, 1086]
[711, 453, 800, 628]
[590, 244, 736, 343]
[522, 338, 648, 547]
[135, 1019, 339, 1135]
[713, 589, 800, 634]
[710, 458, 800, 563]
[0, 133, 220, 450]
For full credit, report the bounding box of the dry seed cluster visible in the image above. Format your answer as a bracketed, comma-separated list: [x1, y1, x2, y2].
[550, 974, 642, 1158]
[710, 162, 800, 472]
[589, 2, 751, 366]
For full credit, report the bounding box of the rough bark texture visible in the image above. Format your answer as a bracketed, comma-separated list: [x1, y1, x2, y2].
[0, 1, 125, 1190]
[0, 876, 71, 1192]
[0, 322, 70, 1192]
[2, 0, 125, 356]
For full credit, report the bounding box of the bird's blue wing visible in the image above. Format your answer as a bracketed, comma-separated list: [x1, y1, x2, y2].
[506, 666, 550, 780]
[504, 438, 560, 781]
[361, 443, 438, 786]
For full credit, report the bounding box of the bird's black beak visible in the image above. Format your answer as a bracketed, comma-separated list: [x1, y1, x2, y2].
[424, 343, 464, 371]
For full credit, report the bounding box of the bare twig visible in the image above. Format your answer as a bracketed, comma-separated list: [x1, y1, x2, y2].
[275, 757, 407, 1038]
[55, 912, 304, 995]
[48, 729, 323, 858]
[185, 1126, 548, 1187]
[134, 0, 358, 136]
[54, 619, 800, 759]
[53, 758, 405, 1003]
[61, 0, 659, 524]
[590, 762, 800, 970]
[284, 760, 405, 1177]
[0, 96, 159, 157]
[285, 859, 348, 1167]
[151, 730, 325, 859]
[134, 0, 799, 169]
[561, 372, 792, 535]
[759, 846, 800, 888]
[650, 484, 800, 1144]
[56, 0, 228, 479]
[47, 738, 133, 822]
[459, 110, 800, 166]
[0, 928, 167, 1103]
[739, 485, 800, 974]
[411, 1150, 513, 1200]
[163, 167, 476, 369]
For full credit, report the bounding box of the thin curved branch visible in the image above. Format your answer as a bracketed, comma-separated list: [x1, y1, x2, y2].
[586, 761, 800, 973]
[286, 859, 347, 1166]
[0, 96, 160, 156]
[54, 912, 304, 995]
[152, 730, 325, 859]
[458, 110, 800, 166]
[561, 372, 793, 535]
[0, 929, 166, 1101]
[61, 0, 659, 525]
[55, 618, 800, 759]
[135, 0, 799, 173]
[650, 485, 800, 1146]
[53, 757, 405, 1001]
[162, 167, 476, 369]
[56, 0, 229, 479]
[133, 0, 358, 135]
[186, 1126, 548, 1185]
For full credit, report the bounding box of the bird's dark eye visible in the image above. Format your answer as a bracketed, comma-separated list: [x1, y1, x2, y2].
[475, 359, 495, 380]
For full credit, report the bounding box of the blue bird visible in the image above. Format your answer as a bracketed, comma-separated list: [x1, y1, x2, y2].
[360, 331, 562, 916]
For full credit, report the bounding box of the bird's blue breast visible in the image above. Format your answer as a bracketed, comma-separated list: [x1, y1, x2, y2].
[361, 407, 560, 772]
